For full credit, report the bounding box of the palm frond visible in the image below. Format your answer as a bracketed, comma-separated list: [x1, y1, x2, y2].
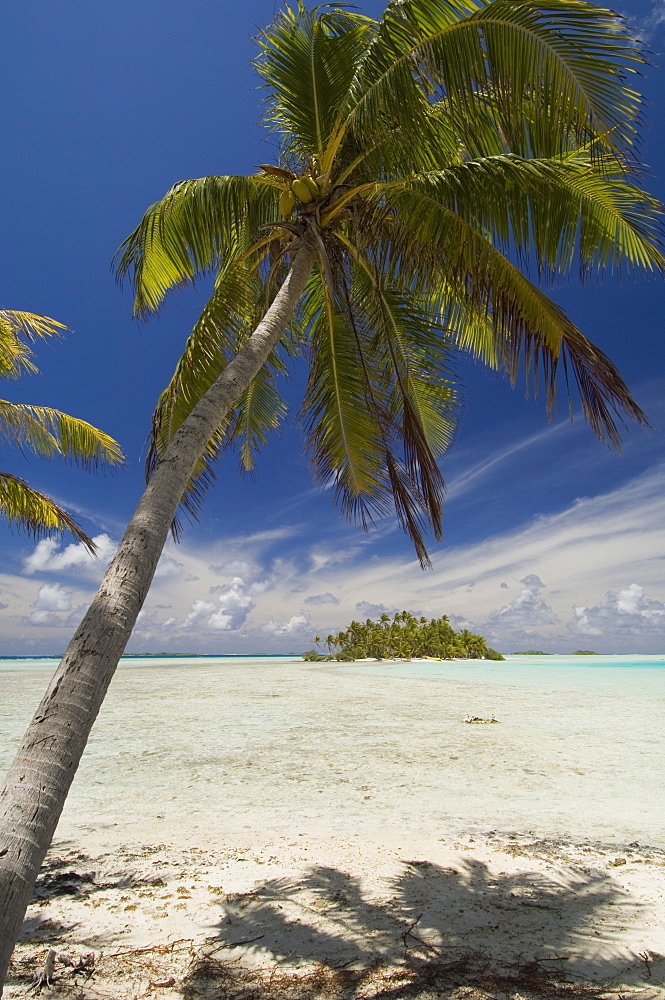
[227, 363, 288, 473]
[376, 184, 648, 445]
[114, 175, 276, 315]
[350, 265, 459, 559]
[300, 267, 389, 518]
[338, 0, 644, 167]
[348, 248, 459, 489]
[256, 1, 374, 162]
[0, 400, 124, 468]
[0, 310, 67, 379]
[408, 154, 665, 277]
[336, 95, 465, 185]
[0, 472, 96, 552]
[146, 249, 292, 531]
[300, 250, 453, 566]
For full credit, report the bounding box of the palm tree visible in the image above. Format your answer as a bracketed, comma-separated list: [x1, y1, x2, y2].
[0, 310, 123, 548]
[1, 1, 663, 986]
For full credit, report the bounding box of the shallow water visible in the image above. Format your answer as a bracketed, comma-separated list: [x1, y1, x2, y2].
[1, 654, 664, 849]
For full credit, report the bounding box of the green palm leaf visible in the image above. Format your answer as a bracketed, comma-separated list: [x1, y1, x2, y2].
[0, 472, 96, 552]
[0, 401, 124, 468]
[115, 175, 277, 315]
[257, 1, 373, 161]
[0, 308, 123, 547]
[146, 248, 291, 529]
[375, 183, 649, 444]
[0, 310, 67, 379]
[408, 155, 665, 276]
[300, 268, 388, 517]
[341, 0, 644, 161]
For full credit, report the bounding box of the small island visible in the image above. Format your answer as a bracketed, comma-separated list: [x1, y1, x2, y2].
[304, 612, 504, 661]
[572, 650, 599, 655]
[513, 649, 548, 655]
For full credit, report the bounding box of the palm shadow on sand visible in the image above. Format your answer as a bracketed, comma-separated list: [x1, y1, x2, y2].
[182, 856, 659, 1000]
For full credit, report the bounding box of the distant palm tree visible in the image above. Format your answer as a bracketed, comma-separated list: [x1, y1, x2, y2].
[1, 2, 663, 986]
[0, 310, 123, 548]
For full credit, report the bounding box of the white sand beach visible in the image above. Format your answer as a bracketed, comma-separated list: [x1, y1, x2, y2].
[3, 654, 665, 998]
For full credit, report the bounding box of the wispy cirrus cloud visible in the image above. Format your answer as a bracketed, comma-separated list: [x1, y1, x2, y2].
[631, 0, 665, 37]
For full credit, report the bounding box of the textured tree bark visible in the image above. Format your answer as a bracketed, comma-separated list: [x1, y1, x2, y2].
[0, 241, 315, 994]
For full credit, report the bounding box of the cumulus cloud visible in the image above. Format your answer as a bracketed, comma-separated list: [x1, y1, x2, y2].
[23, 534, 117, 575]
[179, 578, 259, 632]
[207, 577, 254, 630]
[35, 583, 72, 612]
[23, 610, 57, 626]
[262, 610, 311, 636]
[23, 582, 75, 626]
[572, 583, 665, 637]
[181, 599, 215, 629]
[484, 574, 559, 631]
[305, 592, 339, 605]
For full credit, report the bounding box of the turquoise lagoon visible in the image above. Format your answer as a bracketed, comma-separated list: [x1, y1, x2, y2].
[1, 653, 664, 849]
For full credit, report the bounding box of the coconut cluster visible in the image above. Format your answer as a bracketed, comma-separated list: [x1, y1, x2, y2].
[279, 175, 321, 217]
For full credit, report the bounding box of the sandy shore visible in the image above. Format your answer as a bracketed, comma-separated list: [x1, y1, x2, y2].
[7, 829, 665, 999]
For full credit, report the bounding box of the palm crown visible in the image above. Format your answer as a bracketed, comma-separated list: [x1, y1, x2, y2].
[117, 0, 664, 566]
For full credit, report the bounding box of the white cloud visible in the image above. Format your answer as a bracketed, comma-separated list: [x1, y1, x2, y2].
[243, 528, 298, 546]
[5, 450, 665, 654]
[35, 583, 72, 612]
[309, 547, 359, 571]
[24, 610, 57, 626]
[447, 422, 568, 500]
[209, 560, 252, 577]
[23, 534, 117, 575]
[484, 574, 558, 631]
[262, 610, 311, 636]
[206, 577, 254, 631]
[154, 554, 184, 578]
[572, 584, 665, 638]
[356, 600, 390, 618]
[181, 599, 215, 630]
[23, 582, 75, 626]
[305, 592, 339, 605]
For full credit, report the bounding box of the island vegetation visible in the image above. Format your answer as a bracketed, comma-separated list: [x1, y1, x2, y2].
[304, 612, 504, 662]
[573, 650, 598, 655]
[513, 650, 548, 655]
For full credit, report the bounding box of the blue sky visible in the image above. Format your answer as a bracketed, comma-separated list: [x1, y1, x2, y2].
[1, 0, 664, 655]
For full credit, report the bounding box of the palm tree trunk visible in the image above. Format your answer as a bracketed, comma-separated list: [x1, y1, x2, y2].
[0, 241, 315, 994]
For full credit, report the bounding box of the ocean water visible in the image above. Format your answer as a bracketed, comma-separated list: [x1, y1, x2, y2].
[1, 654, 664, 849]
